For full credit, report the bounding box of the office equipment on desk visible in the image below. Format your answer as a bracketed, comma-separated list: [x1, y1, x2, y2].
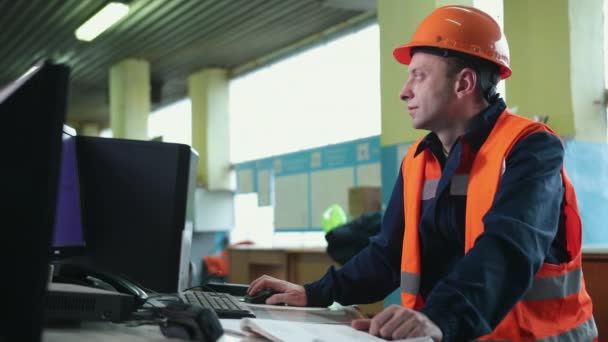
[44, 301, 225, 342]
[51, 125, 86, 259]
[46, 283, 134, 323]
[0, 59, 69, 341]
[43, 302, 366, 341]
[48, 125, 202, 325]
[159, 301, 224, 341]
[181, 290, 255, 319]
[205, 281, 249, 296]
[51, 261, 149, 304]
[243, 288, 279, 304]
[46, 126, 148, 323]
[75, 136, 198, 293]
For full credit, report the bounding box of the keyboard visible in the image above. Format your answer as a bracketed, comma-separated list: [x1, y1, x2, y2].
[181, 290, 255, 319]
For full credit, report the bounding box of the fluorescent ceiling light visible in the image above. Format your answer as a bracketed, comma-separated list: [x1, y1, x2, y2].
[75, 2, 129, 42]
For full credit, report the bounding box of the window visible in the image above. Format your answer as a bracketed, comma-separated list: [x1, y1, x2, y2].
[148, 99, 192, 144]
[230, 193, 274, 243]
[228, 23, 380, 245]
[229, 23, 380, 163]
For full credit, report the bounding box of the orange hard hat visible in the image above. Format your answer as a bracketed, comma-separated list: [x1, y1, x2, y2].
[393, 5, 511, 79]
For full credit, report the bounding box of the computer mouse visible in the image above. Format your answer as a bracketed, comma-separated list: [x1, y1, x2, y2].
[243, 288, 279, 304]
[159, 302, 223, 341]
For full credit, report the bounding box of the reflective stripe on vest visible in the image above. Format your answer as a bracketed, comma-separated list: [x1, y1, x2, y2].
[522, 267, 581, 301]
[422, 175, 469, 200]
[400, 111, 597, 341]
[475, 317, 598, 342]
[401, 266, 582, 302]
[400, 271, 420, 295]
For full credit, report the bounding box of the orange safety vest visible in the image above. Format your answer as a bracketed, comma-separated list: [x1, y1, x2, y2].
[400, 110, 598, 341]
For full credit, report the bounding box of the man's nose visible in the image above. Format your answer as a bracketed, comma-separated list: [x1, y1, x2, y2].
[399, 80, 412, 101]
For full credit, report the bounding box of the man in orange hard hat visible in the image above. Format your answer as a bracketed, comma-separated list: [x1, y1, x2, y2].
[248, 6, 597, 341]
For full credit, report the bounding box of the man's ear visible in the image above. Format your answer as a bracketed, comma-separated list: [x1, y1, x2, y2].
[454, 68, 477, 99]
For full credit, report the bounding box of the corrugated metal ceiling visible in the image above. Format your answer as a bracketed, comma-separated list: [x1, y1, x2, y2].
[0, 0, 375, 125]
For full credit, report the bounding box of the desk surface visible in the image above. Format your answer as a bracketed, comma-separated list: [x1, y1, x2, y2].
[44, 322, 258, 342]
[582, 246, 608, 254]
[228, 245, 328, 253]
[43, 303, 363, 341]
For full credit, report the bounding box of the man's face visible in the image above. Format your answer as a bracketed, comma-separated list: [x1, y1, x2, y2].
[399, 52, 456, 131]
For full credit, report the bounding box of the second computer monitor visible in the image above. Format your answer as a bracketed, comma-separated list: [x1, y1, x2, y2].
[51, 126, 86, 258]
[76, 136, 198, 293]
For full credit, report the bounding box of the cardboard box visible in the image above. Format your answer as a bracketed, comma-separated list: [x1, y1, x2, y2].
[348, 186, 381, 219]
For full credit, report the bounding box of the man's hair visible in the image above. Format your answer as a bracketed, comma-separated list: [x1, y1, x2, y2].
[411, 47, 501, 102]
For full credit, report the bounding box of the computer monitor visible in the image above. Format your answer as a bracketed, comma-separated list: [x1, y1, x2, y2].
[51, 125, 86, 259]
[0, 60, 70, 341]
[76, 136, 198, 293]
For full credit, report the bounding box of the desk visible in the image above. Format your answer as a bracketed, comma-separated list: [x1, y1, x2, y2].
[227, 246, 384, 317]
[44, 321, 263, 341]
[47, 249, 605, 340]
[43, 303, 364, 341]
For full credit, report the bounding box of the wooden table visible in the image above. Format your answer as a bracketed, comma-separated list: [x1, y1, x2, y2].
[582, 251, 608, 338]
[227, 245, 384, 316]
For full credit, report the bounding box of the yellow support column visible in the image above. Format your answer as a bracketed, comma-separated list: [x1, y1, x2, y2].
[109, 59, 150, 140]
[505, 0, 606, 141]
[378, 0, 434, 147]
[188, 68, 233, 190]
[568, 0, 606, 142]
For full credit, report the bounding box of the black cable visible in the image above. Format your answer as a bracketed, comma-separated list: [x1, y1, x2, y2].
[182, 284, 219, 293]
[125, 294, 185, 328]
[125, 300, 164, 327]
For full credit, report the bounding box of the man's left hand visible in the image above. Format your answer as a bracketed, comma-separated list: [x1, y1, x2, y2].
[351, 304, 443, 341]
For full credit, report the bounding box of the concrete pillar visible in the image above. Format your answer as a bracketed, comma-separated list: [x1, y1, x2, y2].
[436, 0, 503, 26]
[378, 0, 434, 146]
[505, 0, 606, 142]
[188, 68, 234, 190]
[109, 59, 150, 140]
[568, 0, 605, 142]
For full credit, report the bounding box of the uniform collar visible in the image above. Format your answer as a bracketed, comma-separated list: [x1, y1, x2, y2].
[414, 97, 507, 157]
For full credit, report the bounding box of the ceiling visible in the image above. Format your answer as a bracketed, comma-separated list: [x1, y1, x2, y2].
[0, 0, 376, 126]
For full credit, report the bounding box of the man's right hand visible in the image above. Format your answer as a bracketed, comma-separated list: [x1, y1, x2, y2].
[247, 275, 307, 306]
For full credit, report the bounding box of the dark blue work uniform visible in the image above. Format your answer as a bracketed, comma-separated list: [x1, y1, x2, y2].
[304, 98, 568, 341]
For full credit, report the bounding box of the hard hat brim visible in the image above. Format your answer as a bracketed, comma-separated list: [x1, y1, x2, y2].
[393, 43, 512, 80]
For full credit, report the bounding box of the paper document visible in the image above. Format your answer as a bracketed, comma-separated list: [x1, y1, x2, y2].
[240, 318, 433, 342]
[245, 303, 328, 311]
[246, 302, 363, 324]
[219, 319, 252, 337]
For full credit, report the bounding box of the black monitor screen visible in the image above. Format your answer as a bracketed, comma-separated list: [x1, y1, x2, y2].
[52, 129, 85, 251]
[0, 60, 69, 341]
[76, 136, 197, 293]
